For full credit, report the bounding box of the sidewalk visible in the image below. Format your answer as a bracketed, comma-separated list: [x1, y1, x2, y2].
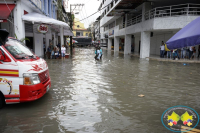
[114, 50, 200, 63]
[147, 55, 200, 63]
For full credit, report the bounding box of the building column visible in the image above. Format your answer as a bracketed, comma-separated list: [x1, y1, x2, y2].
[124, 34, 131, 54]
[142, 2, 152, 22]
[60, 27, 64, 46]
[14, 1, 25, 40]
[53, 32, 56, 45]
[114, 36, 119, 52]
[140, 31, 150, 58]
[108, 38, 112, 50]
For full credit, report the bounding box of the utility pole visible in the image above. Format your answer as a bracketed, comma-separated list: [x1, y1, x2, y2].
[70, 4, 72, 55]
[69, 4, 84, 55]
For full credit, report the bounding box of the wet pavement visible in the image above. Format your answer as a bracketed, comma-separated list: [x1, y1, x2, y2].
[1, 47, 200, 133]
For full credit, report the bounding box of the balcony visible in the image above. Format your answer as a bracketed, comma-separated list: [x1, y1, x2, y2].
[120, 3, 200, 29]
[145, 3, 200, 20]
[126, 14, 142, 27]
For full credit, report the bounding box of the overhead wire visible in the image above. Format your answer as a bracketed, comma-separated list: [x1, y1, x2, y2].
[79, 5, 88, 28]
[74, 0, 115, 23]
[83, 6, 89, 25]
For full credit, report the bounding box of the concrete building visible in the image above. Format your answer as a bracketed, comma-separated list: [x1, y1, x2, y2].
[0, 0, 72, 57]
[98, 0, 200, 58]
[73, 18, 91, 37]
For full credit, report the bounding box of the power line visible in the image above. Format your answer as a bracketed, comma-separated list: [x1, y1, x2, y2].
[83, 6, 90, 28]
[74, 0, 115, 23]
[78, 6, 86, 28]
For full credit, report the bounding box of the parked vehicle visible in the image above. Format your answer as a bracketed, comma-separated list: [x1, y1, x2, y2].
[73, 36, 92, 47]
[0, 29, 51, 108]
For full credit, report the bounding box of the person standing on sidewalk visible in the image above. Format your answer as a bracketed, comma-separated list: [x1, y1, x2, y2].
[47, 46, 51, 59]
[43, 41, 46, 57]
[61, 45, 66, 59]
[192, 47, 196, 59]
[181, 47, 185, 59]
[160, 41, 165, 58]
[173, 49, 180, 60]
[165, 43, 171, 58]
[198, 45, 200, 59]
[189, 46, 193, 59]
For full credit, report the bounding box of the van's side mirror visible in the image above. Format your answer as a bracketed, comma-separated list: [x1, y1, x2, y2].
[0, 50, 5, 61]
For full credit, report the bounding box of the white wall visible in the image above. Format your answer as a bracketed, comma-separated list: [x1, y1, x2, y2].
[150, 33, 174, 55]
[113, 16, 199, 36]
[33, 24, 51, 57]
[34, 33, 43, 56]
[134, 35, 140, 53]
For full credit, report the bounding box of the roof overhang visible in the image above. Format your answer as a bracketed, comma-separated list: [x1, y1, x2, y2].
[22, 12, 73, 36]
[0, 4, 15, 22]
[107, 0, 144, 16]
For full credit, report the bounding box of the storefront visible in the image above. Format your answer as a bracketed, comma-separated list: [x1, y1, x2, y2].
[22, 12, 73, 57]
[0, 1, 73, 58]
[0, 4, 16, 37]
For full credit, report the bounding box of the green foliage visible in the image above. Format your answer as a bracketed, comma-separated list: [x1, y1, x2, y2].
[20, 38, 30, 43]
[14, 33, 18, 39]
[14, 33, 30, 44]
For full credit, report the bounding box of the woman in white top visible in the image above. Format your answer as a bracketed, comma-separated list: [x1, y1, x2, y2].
[61, 45, 66, 59]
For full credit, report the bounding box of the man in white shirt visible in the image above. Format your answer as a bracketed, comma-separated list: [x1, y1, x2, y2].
[61, 45, 66, 59]
[160, 41, 165, 58]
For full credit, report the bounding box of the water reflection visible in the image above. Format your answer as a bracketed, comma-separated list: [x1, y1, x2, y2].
[0, 47, 200, 132]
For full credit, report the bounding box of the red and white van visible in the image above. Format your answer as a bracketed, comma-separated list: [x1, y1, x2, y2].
[0, 29, 51, 108]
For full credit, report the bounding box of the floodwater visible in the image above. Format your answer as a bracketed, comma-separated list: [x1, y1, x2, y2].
[0, 48, 200, 133]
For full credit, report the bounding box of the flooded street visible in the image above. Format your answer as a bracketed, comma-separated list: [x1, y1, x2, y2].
[1, 48, 200, 133]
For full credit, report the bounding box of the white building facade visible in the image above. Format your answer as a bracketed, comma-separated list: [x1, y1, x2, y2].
[98, 0, 200, 58]
[0, 0, 72, 57]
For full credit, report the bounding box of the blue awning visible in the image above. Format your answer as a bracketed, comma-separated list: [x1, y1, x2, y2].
[166, 16, 200, 49]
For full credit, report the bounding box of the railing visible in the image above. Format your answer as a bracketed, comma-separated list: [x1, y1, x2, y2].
[118, 3, 200, 29]
[119, 22, 125, 29]
[145, 3, 200, 20]
[127, 14, 142, 27]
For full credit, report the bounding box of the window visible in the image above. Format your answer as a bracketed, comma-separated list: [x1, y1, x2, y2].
[86, 33, 88, 36]
[76, 32, 80, 36]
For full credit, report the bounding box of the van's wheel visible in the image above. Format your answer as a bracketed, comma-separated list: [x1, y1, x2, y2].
[0, 93, 5, 109]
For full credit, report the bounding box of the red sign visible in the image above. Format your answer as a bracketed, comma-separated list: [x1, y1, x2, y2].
[37, 24, 48, 33]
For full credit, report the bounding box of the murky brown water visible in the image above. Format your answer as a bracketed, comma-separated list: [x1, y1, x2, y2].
[0, 48, 200, 133]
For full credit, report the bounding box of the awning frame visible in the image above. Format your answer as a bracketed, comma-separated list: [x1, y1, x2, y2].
[22, 12, 73, 36]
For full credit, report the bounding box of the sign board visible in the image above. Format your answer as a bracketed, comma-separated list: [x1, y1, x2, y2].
[31, 0, 42, 9]
[37, 24, 48, 33]
[109, 29, 114, 36]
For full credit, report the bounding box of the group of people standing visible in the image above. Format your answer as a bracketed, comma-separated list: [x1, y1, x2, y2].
[160, 41, 200, 60]
[44, 41, 67, 59]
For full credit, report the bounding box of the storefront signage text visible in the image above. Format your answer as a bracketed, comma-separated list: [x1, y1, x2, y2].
[37, 24, 48, 33]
